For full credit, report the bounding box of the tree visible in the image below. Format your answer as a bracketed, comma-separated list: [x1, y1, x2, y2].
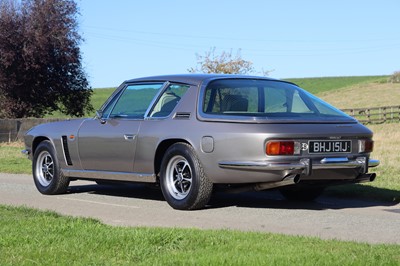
[188, 47, 255, 75]
[388, 71, 400, 83]
[0, 0, 92, 118]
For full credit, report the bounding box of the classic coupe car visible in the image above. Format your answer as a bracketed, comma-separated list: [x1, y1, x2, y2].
[23, 74, 379, 210]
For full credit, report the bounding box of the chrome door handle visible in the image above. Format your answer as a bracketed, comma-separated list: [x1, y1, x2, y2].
[124, 134, 135, 141]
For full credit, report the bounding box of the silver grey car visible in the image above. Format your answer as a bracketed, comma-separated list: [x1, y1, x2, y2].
[23, 74, 379, 210]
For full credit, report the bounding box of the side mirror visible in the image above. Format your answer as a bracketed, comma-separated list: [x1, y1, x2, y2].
[95, 110, 106, 124]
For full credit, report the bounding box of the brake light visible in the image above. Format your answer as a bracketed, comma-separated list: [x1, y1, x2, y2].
[266, 141, 295, 155]
[359, 140, 374, 153]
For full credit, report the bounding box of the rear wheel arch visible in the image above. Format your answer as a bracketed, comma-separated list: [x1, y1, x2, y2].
[154, 139, 191, 178]
[159, 142, 213, 210]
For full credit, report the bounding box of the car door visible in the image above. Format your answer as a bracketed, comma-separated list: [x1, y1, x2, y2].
[77, 83, 164, 172]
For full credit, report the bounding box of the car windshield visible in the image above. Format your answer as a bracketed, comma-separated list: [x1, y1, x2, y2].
[202, 79, 355, 123]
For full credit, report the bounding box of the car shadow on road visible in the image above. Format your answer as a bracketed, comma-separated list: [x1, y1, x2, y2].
[67, 182, 166, 202]
[208, 190, 397, 211]
[66, 181, 399, 211]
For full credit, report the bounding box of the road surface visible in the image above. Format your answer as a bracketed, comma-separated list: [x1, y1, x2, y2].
[1, 173, 399, 244]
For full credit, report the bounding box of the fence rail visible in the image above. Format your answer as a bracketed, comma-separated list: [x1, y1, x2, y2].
[342, 105, 400, 124]
[0, 132, 16, 143]
[0, 118, 64, 143]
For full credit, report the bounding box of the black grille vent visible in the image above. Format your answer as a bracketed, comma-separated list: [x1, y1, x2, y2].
[61, 136, 73, 166]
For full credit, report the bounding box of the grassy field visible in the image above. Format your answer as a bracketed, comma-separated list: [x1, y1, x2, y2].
[318, 82, 400, 109]
[0, 142, 31, 174]
[286, 75, 387, 94]
[1, 205, 399, 265]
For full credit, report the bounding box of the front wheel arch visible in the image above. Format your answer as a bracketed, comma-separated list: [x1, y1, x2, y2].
[32, 136, 51, 156]
[32, 140, 69, 195]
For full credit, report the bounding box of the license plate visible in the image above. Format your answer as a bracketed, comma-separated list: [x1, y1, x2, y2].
[309, 140, 351, 154]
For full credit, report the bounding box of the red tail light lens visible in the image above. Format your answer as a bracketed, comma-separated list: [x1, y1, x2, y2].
[359, 140, 374, 153]
[266, 141, 295, 155]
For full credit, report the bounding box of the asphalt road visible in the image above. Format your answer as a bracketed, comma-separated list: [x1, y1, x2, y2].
[1, 173, 399, 244]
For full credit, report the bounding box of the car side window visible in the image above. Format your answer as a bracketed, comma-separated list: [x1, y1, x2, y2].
[149, 84, 190, 118]
[109, 83, 164, 119]
[101, 90, 122, 118]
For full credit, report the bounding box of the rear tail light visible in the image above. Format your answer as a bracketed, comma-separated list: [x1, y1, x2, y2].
[359, 140, 374, 153]
[266, 141, 300, 155]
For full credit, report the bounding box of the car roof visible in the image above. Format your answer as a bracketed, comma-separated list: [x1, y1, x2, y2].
[124, 74, 284, 86]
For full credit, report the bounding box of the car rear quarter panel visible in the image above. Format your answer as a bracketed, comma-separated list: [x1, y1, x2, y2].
[183, 121, 372, 183]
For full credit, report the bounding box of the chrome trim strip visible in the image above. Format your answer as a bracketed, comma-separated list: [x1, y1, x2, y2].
[219, 157, 380, 171]
[62, 169, 156, 183]
[144, 81, 170, 118]
[60, 137, 69, 166]
[320, 157, 349, 163]
[218, 161, 305, 171]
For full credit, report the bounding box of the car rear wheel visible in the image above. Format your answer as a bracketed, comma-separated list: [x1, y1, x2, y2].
[33, 140, 69, 195]
[160, 143, 213, 210]
[279, 185, 325, 201]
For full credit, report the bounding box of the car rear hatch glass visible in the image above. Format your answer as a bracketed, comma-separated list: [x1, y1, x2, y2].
[200, 79, 356, 123]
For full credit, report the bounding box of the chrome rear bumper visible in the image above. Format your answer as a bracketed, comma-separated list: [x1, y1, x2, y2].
[219, 157, 379, 176]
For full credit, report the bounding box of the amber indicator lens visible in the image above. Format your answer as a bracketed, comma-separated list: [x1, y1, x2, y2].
[266, 141, 294, 155]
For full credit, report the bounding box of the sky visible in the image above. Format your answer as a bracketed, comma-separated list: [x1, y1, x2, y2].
[78, 0, 400, 88]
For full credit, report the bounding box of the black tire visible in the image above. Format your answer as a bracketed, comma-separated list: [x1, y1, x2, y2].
[279, 185, 325, 201]
[160, 143, 213, 210]
[32, 140, 70, 195]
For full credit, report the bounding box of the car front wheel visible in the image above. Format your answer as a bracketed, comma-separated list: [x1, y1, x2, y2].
[33, 140, 70, 195]
[160, 143, 213, 210]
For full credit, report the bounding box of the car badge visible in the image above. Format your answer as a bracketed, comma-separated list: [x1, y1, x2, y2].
[301, 143, 309, 151]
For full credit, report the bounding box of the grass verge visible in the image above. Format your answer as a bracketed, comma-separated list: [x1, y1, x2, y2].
[0, 142, 31, 174]
[0, 205, 399, 265]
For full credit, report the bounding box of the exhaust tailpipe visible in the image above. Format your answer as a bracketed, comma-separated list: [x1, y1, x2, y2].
[354, 173, 376, 184]
[254, 174, 301, 191]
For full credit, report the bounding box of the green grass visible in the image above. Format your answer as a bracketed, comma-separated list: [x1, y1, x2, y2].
[0, 205, 398, 265]
[0, 143, 31, 174]
[286, 75, 387, 94]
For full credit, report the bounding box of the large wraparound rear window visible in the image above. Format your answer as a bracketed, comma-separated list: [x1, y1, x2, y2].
[202, 79, 355, 122]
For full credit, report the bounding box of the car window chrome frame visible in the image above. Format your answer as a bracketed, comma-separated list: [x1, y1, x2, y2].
[97, 83, 126, 115]
[145, 82, 192, 120]
[143, 81, 170, 119]
[99, 81, 169, 121]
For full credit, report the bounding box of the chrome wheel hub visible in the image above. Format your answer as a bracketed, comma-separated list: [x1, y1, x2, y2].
[165, 155, 192, 200]
[35, 151, 54, 187]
